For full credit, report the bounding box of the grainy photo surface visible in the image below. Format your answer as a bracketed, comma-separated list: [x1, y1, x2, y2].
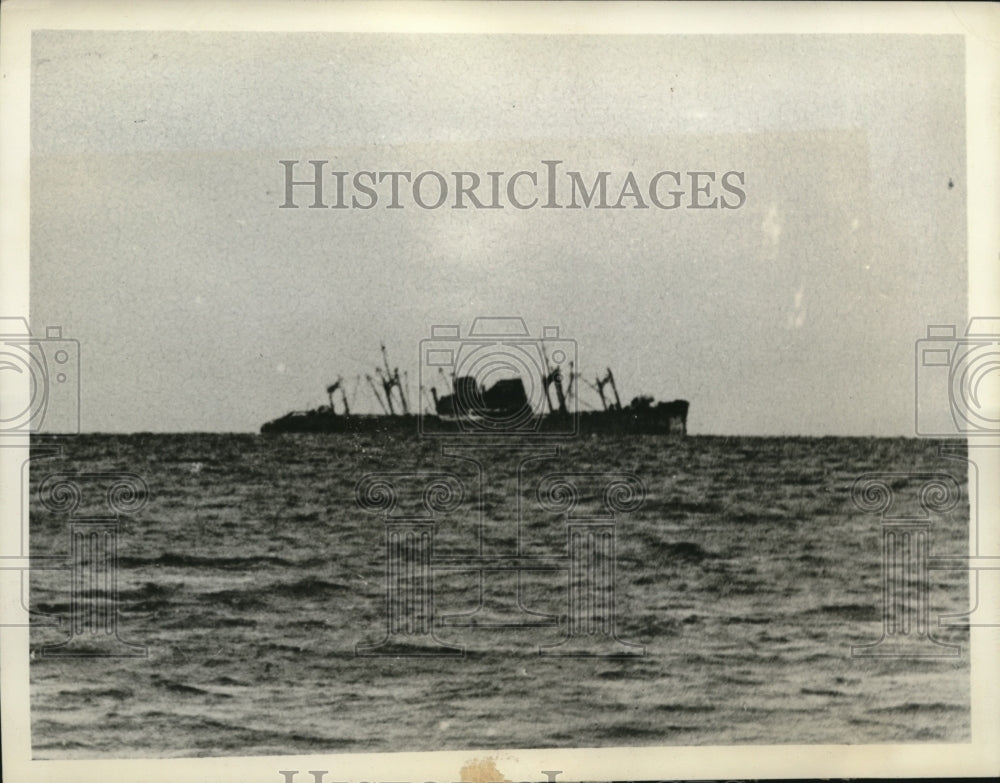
[2, 3, 998, 782]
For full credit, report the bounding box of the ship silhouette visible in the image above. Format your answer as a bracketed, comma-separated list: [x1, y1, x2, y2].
[261, 325, 688, 436]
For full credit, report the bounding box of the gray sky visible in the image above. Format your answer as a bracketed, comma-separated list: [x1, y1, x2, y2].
[30, 32, 966, 435]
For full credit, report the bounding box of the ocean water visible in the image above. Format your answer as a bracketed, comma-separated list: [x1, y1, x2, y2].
[28, 433, 971, 758]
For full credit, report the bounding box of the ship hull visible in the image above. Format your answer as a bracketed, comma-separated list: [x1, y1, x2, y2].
[260, 406, 687, 436]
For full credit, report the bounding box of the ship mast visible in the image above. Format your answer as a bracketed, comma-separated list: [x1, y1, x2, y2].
[366, 373, 389, 414]
[378, 341, 409, 415]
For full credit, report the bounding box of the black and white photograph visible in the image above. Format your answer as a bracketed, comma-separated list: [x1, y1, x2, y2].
[1, 2, 998, 782]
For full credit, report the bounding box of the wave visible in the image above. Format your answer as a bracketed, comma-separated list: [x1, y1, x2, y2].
[55, 686, 134, 700]
[118, 553, 298, 570]
[268, 575, 353, 597]
[797, 602, 877, 622]
[648, 540, 719, 562]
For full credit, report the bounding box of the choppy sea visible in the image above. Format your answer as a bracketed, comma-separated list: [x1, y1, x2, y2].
[28, 433, 970, 758]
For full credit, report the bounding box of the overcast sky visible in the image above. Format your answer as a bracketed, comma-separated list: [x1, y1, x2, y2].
[29, 32, 966, 435]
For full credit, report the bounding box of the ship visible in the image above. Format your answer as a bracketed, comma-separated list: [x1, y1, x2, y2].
[260, 338, 688, 437]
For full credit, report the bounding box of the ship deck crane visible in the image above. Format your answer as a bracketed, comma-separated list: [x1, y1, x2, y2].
[541, 345, 569, 415]
[419, 385, 434, 415]
[375, 367, 396, 415]
[594, 368, 623, 411]
[566, 360, 578, 409]
[326, 376, 350, 415]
